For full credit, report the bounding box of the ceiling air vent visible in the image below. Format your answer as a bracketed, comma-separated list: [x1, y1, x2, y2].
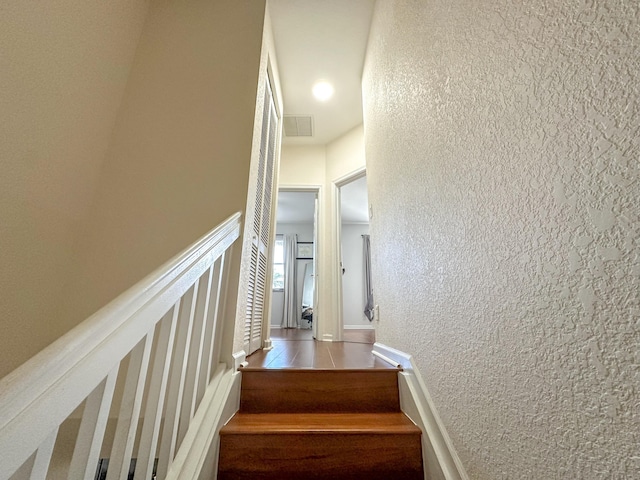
[283, 115, 313, 137]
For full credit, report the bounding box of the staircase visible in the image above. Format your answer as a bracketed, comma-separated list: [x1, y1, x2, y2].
[218, 368, 423, 479]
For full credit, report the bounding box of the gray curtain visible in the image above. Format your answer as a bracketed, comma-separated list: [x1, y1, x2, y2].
[282, 234, 298, 328]
[363, 234, 374, 321]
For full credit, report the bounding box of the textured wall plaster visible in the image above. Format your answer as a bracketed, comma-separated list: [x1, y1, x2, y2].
[363, 1, 639, 478]
[0, 0, 150, 377]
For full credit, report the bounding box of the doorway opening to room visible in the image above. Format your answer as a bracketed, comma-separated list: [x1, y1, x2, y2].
[271, 188, 319, 341]
[336, 169, 374, 344]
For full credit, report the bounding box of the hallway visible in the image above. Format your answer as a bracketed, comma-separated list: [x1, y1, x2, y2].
[246, 328, 389, 369]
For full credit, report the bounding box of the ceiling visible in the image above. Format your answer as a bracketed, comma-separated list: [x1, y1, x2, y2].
[269, 0, 375, 145]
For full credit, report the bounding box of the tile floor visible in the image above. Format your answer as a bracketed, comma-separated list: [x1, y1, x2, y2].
[246, 328, 391, 369]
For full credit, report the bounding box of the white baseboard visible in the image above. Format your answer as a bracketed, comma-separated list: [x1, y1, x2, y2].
[373, 343, 469, 480]
[343, 325, 375, 330]
[232, 350, 247, 371]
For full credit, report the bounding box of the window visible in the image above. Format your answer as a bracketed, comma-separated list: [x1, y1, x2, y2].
[272, 235, 284, 290]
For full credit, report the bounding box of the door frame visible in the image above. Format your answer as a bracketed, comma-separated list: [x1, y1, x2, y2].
[331, 167, 367, 339]
[272, 185, 323, 339]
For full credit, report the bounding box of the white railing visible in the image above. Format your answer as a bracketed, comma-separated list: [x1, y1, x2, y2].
[0, 212, 242, 480]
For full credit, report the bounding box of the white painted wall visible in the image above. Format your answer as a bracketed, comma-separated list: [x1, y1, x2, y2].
[341, 223, 371, 328]
[271, 222, 314, 328]
[326, 125, 366, 182]
[278, 145, 326, 186]
[322, 125, 367, 340]
[362, 1, 640, 478]
[0, 0, 150, 378]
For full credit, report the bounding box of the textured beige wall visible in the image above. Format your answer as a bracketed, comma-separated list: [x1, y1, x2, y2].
[0, 0, 150, 378]
[65, 0, 267, 334]
[363, 1, 639, 478]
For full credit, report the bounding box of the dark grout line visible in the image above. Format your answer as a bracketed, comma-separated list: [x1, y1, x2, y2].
[326, 345, 336, 368]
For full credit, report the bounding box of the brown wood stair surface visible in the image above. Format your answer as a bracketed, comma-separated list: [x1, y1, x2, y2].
[239, 368, 401, 413]
[218, 368, 423, 480]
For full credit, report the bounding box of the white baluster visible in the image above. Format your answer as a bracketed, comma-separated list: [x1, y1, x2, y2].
[105, 331, 154, 480]
[134, 306, 179, 480]
[155, 282, 198, 478]
[179, 268, 213, 443]
[203, 252, 226, 386]
[27, 428, 58, 480]
[211, 248, 232, 376]
[68, 366, 119, 480]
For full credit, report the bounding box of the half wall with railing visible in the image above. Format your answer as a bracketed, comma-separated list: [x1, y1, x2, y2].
[0, 213, 243, 480]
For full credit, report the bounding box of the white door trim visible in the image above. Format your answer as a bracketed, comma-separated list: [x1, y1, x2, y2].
[276, 185, 322, 340]
[332, 167, 367, 340]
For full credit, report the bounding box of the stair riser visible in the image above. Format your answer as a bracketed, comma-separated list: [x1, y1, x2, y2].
[218, 432, 423, 480]
[240, 369, 400, 413]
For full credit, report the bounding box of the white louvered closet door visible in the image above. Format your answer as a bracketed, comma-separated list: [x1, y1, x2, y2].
[244, 79, 278, 355]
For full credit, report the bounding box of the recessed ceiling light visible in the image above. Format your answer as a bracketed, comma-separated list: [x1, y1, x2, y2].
[312, 81, 334, 102]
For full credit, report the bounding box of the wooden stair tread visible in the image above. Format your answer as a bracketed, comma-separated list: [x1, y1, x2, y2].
[221, 412, 420, 434]
[218, 368, 424, 480]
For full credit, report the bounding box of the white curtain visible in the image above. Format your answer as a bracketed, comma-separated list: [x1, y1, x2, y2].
[363, 234, 374, 321]
[282, 234, 298, 328]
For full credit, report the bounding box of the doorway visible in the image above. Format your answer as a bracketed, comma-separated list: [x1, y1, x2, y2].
[337, 171, 374, 341]
[270, 188, 319, 338]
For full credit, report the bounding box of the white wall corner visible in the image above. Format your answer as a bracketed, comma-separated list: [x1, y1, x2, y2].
[321, 333, 334, 342]
[373, 343, 470, 480]
[263, 337, 273, 350]
[232, 350, 248, 371]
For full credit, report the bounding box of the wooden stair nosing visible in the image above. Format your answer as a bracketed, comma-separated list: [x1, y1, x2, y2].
[238, 367, 402, 372]
[220, 412, 421, 435]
